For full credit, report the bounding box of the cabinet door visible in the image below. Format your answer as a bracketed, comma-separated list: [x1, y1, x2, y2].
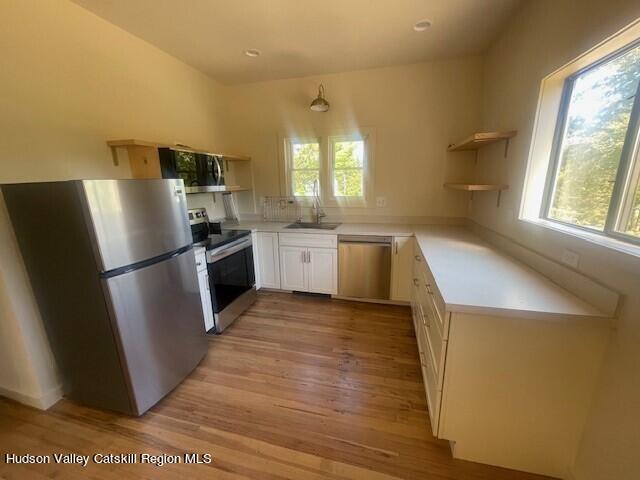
[256, 232, 280, 289]
[279, 246, 307, 291]
[307, 248, 338, 295]
[391, 236, 414, 302]
[197, 269, 215, 332]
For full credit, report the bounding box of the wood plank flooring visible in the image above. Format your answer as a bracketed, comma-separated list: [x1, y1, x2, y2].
[0, 291, 550, 479]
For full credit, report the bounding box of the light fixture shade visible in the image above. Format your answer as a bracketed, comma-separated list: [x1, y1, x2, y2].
[310, 84, 330, 112]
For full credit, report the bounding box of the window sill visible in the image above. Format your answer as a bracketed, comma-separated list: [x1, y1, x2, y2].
[520, 216, 640, 259]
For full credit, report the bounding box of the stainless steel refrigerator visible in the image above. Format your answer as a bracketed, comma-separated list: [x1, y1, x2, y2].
[2, 179, 208, 415]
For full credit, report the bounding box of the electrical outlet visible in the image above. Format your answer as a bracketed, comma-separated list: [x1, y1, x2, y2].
[561, 249, 580, 269]
[376, 196, 387, 208]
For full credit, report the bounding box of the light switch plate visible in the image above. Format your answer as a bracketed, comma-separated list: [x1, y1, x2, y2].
[561, 249, 580, 269]
[376, 196, 387, 208]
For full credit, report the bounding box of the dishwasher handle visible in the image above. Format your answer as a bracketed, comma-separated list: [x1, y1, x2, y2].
[338, 235, 392, 245]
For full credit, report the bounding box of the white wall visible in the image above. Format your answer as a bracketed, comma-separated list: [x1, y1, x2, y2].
[0, 0, 229, 407]
[222, 58, 484, 221]
[475, 1, 640, 478]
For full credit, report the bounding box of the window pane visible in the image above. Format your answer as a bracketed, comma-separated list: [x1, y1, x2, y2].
[334, 169, 363, 197]
[292, 142, 319, 169]
[617, 141, 640, 237]
[334, 140, 364, 168]
[292, 170, 319, 196]
[549, 44, 640, 231]
[620, 183, 640, 237]
[333, 140, 365, 197]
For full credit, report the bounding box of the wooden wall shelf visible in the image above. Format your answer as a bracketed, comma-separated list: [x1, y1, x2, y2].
[447, 131, 517, 152]
[107, 139, 251, 162]
[444, 183, 509, 207]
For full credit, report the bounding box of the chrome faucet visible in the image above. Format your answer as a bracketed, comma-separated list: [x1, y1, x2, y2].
[312, 179, 325, 224]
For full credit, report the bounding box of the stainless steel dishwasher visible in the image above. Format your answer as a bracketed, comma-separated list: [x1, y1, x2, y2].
[338, 235, 392, 299]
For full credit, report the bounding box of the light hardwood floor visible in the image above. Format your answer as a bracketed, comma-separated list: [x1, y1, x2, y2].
[0, 291, 550, 479]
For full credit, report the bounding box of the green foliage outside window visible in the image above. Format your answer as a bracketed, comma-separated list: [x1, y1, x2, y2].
[549, 44, 640, 237]
[291, 142, 320, 196]
[333, 140, 364, 197]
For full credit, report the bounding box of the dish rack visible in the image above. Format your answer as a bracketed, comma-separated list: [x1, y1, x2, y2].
[262, 196, 301, 223]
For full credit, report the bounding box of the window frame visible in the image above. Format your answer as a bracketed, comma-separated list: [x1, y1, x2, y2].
[281, 129, 374, 208]
[540, 38, 640, 246]
[283, 137, 322, 201]
[327, 133, 370, 207]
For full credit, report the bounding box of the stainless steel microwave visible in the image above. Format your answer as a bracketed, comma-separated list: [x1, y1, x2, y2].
[159, 148, 225, 193]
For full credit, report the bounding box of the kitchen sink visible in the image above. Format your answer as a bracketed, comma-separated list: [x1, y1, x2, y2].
[285, 222, 341, 230]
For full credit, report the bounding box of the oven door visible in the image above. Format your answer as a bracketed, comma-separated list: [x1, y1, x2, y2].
[206, 237, 255, 314]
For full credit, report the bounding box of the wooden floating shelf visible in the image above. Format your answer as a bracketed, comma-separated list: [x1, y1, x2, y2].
[447, 130, 517, 152]
[444, 183, 508, 207]
[107, 139, 251, 162]
[444, 183, 509, 191]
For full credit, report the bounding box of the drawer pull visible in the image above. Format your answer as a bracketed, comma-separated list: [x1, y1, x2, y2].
[413, 278, 420, 286]
[425, 284, 433, 295]
[415, 255, 422, 261]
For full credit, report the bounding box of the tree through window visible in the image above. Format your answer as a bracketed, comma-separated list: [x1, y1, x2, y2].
[332, 139, 365, 197]
[289, 141, 320, 197]
[545, 41, 640, 241]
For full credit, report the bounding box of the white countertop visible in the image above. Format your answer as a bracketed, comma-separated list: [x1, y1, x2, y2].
[231, 221, 416, 236]
[233, 221, 609, 320]
[412, 226, 607, 321]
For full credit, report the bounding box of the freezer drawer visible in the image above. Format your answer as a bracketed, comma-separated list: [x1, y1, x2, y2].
[103, 248, 208, 415]
[338, 236, 391, 300]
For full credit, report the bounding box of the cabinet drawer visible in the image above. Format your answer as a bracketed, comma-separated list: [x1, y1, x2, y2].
[414, 270, 447, 339]
[419, 263, 446, 325]
[423, 314, 447, 389]
[418, 332, 441, 437]
[414, 275, 448, 341]
[278, 233, 337, 249]
[414, 304, 428, 355]
[414, 284, 445, 384]
[416, 277, 443, 343]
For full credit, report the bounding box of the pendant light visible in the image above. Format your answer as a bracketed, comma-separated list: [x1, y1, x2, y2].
[310, 84, 330, 112]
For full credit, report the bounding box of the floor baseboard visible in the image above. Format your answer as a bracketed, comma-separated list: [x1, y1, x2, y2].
[0, 383, 63, 410]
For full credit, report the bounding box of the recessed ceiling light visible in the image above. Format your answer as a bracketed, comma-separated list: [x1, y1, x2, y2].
[244, 48, 261, 57]
[413, 19, 432, 32]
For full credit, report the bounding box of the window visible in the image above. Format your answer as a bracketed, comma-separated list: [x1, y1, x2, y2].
[329, 136, 367, 199]
[543, 40, 640, 242]
[287, 140, 320, 197]
[284, 131, 372, 206]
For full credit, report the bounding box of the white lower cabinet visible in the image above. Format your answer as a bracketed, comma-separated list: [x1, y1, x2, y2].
[254, 232, 281, 289]
[279, 245, 308, 291]
[391, 236, 413, 301]
[195, 250, 214, 332]
[410, 242, 610, 478]
[279, 244, 337, 295]
[306, 247, 338, 294]
[197, 269, 214, 332]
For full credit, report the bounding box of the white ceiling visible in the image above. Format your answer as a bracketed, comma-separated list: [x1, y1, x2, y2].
[72, 0, 521, 84]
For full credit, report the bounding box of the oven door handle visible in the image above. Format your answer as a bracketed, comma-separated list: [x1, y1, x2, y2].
[207, 237, 252, 263]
